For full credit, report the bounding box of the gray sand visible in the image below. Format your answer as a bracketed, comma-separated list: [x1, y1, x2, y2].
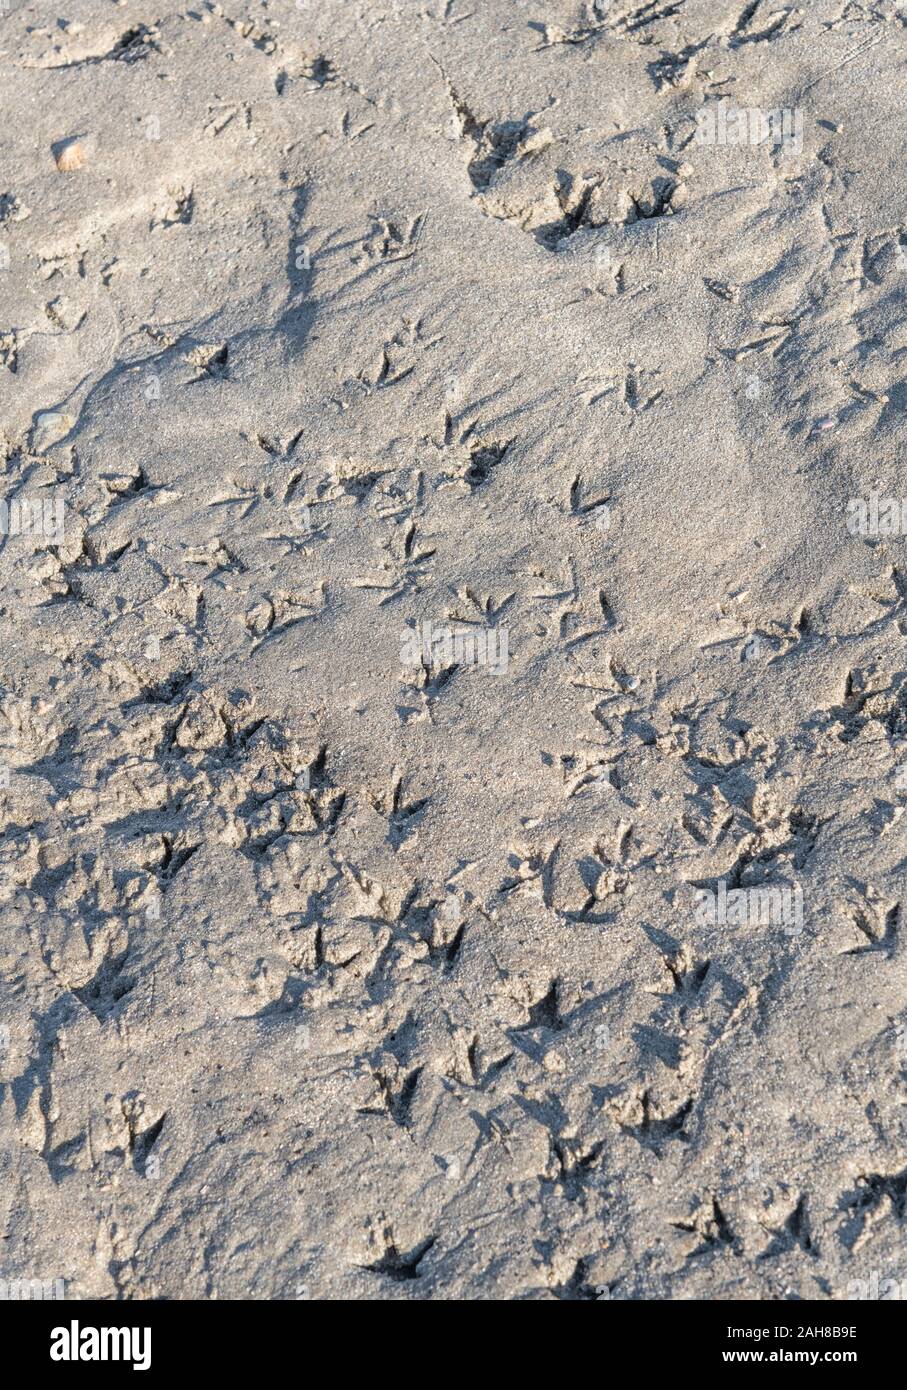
[0, 0, 905, 1299]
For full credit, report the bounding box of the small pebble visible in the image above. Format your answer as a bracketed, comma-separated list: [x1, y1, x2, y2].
[53, 138, 86, 172]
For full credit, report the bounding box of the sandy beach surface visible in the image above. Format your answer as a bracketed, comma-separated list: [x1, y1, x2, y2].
[1, 0, 906, 1300]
